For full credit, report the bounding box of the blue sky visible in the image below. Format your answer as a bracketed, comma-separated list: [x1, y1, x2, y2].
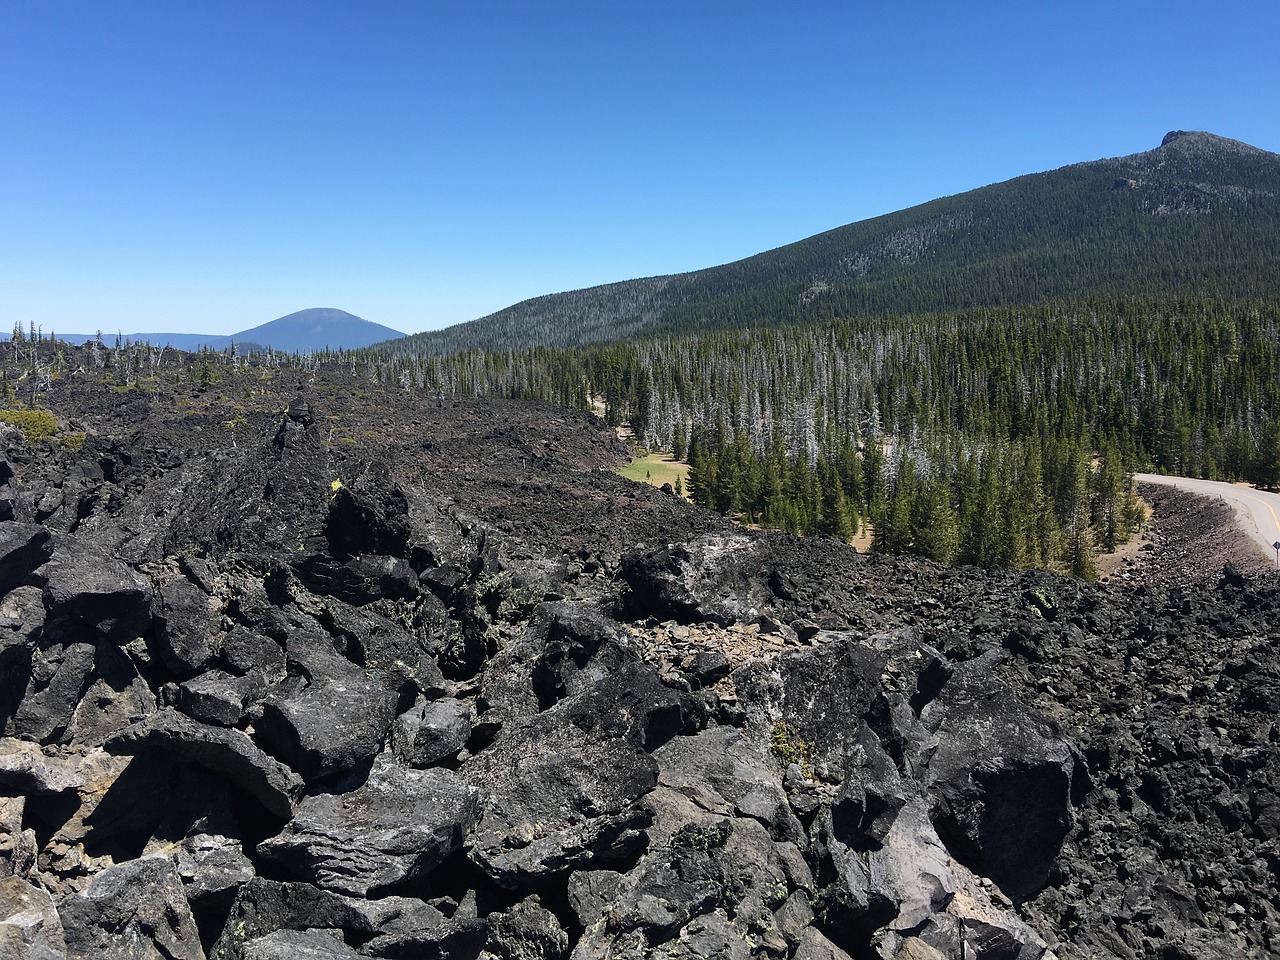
[3, 1, 1278, 336]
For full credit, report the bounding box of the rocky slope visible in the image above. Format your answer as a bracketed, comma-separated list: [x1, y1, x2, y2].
[0, 346, 1276, 959]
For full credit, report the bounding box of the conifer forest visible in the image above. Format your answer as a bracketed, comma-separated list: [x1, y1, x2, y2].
[356, 296, 1280, 578]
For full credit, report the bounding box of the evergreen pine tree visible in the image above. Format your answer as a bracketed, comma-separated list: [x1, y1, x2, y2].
[912, 478, 960, 564]
[817, 461, 854, 541]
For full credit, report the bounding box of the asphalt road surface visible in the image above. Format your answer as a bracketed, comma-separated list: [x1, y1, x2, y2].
[1135, 473, 1280, 563]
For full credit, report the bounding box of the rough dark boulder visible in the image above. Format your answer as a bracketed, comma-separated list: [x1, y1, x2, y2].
[830, 726, 907, 846]
[809, 802, 901, 953]
[105, 708, 304, 818]
[325, 483, 412, 561]
[563, 724, 819, 957]
[210, 878, 481, 960]
[527, 601, 638, 709]
[619, 532, 773, 626]
[59, 855, 205, 960]
[152, 574, 220, 674]
[0, 585, 46, 659]
[210, 879, 390, 960]
[792, 928, 856, 960]
[319, 598, 450, 699]
[254, 635, 399, 783]
[8, 640, 97, 743]
[357, 915, 489, 960]
[1162, 928, 1253, 960]
[922, 652, 1084, 903]
[178, 670, 263, 727]
[293, 553, 420, 605]
[242, 930, 362, 959]
[169, 830, 256, 912]
[774, 632, 889, 765]
[461, 666, 693, 888]
[635, 818, 797, 953]
[219, 626, 285, 682]
[651, 726, 805, 845]
[485, 897, 569, 960]
[0, 523, 53, 598]
[391, 697, 471, 767]
[39, 543, 153, 645]
[256, 755, 479, 896]
[62, 643, 155, 747]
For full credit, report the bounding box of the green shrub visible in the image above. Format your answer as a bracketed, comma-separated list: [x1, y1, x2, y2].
[770, 721, 816, 778]
[0, 409, 59, 443]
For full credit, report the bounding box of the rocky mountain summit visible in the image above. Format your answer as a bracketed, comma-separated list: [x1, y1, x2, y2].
[0, 350, 1276, 959]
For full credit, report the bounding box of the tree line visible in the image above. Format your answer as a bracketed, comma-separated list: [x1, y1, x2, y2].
[357, 297, 1279, 576]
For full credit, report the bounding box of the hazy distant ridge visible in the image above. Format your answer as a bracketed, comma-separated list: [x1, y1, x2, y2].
[25, 307, 404, 354]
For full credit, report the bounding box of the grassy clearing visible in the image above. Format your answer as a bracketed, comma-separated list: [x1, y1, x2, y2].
[850, 522, 874, 553]
[617, 452, 690, 496]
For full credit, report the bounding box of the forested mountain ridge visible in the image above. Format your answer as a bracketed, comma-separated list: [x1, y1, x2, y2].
[394, 130, 1280, 354]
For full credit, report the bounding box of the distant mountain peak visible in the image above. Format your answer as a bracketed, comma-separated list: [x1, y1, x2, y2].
[235, 308, 404, 352]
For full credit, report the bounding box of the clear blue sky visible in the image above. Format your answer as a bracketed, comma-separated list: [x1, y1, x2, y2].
[3, 1, 1277, 336]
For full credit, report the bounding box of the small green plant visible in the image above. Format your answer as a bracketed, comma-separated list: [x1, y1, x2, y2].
[0, 409, 59, 443]
[58, 432, 86, 451]
[770, 721, 816, 778]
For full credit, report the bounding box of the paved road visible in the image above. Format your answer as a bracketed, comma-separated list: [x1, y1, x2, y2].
[1135, 473, 1280, 562]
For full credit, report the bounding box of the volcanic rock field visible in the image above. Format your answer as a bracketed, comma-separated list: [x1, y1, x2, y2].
[0, 353, 1276, 960]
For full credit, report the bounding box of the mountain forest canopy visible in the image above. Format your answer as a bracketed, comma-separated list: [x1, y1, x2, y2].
[391, 131, 1280, 355]
[356, 297, 1279, 577]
